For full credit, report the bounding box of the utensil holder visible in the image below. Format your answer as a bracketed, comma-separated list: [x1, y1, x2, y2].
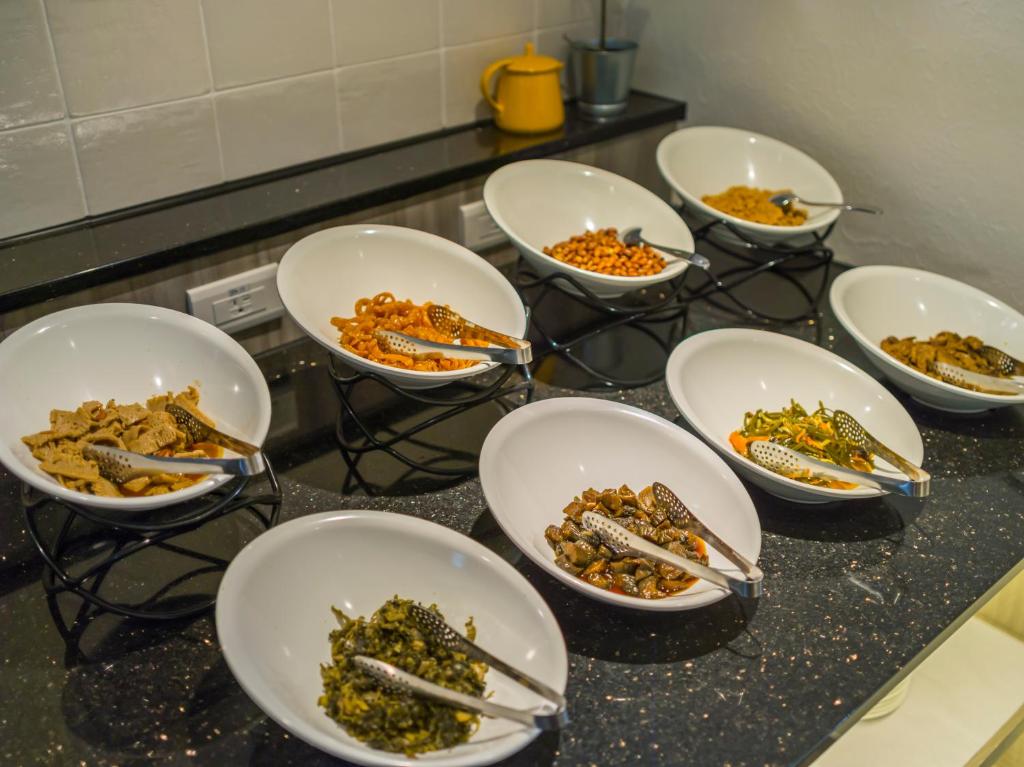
[569, 38, 638, 118]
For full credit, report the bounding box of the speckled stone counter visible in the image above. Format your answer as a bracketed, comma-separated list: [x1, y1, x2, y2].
[1, 256, 1023, 767]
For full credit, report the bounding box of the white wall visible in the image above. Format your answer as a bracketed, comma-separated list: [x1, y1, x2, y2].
[625, 0, 1024, 307]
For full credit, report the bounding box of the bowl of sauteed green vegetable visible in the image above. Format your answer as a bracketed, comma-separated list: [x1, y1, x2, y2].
[216, 511, 567, 767]
[666, 328, 925, 504]
[479, 397, 761, 611]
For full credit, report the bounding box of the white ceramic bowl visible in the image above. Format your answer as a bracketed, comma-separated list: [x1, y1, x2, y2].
[656, 126, 842, 248]
[277, 225, 527, 389]
[483, 159, 695, 298]
[216, 510, 567, 767]
[830, 265, 1024, 413]
[666, 328, 924, 504]
[0, 304, 270, 511]
[478, 397, 761, 611]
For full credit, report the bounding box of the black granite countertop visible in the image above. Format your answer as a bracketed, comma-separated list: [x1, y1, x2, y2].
[0, 92, 684, 313]
[1, 247, 1023, 767]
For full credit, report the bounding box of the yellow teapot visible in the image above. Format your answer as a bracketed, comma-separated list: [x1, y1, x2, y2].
[480, 42, 565, 135]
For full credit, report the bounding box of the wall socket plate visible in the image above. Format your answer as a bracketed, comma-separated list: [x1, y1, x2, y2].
[458, 200, 508, 251]
[186, 262, 284, 334]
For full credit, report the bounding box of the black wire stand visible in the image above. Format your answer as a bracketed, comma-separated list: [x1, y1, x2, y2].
[23, 459, 282, 621]
[516, 218, 835, 387]
[328, 356, 534, 479]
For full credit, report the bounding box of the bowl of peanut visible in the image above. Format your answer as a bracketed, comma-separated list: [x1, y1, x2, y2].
[483, 159, 695, 298]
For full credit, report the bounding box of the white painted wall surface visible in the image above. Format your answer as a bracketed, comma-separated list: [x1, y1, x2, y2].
[624, 0, 1024, 306]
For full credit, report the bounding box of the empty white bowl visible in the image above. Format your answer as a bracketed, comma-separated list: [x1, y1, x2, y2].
[478, 397, 761, 611]
[830, 265, 1024, 413]
[216, 510, 568, 767]
[656, 126, 842, 248]
[666, 328, 924, 504]
[483, 159, 695, 298]
[277, 225, 527, 389]
[0, 304, 270, 511]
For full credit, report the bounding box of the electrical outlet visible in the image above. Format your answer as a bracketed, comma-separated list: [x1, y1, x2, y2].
[458, 200, 508, 251]
[186, 263, 284, 334]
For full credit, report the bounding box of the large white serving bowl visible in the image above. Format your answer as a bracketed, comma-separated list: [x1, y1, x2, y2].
[656, 126, 842, 248]
[0, 304, 271, 511]
[483, 159, 695, 298]
[666, 328, 924, 504]
[830, 265, 1024, 413]
[478, 397, 761, 611]
[216, 510, 567, 767]
[277, 225, 527, 389]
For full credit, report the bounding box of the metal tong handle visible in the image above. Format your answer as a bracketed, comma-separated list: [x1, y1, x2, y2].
[408, 605, 568, 718]
[651, 482, 763, 582]
[83, 444, 265, 481]
[747, 441, 928, 498]
[581, 511, 763, 598]
[353, 656, 566, 731]
[165, 403, 261, 456]
[375, 330, 532, 365]
[831, 410, 929, 483]
[620, 227, 711, 270]
[930, 361, 1024, 395]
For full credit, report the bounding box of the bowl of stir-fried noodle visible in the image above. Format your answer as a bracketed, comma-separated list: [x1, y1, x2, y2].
[0, 303, 270, 511]
[277, 225, 528, 389]
[831, 265, 1024, 412]
[666, 328, 923, 503]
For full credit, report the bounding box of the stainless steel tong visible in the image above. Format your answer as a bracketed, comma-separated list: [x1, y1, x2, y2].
[82, 444, 265, 484]
[427, 305, 530, 352]
[165, 403, 261, 456]
[747, 440, 929, 497]
[652, 482, 763, 585]
[351, 604, 568, 732]
[979, 345, 1024, 378]
[582, 511, 762, 598]
[354, 657, 566, 731]
[930, 361, 1024, 395]
[374, 330, 532, 365]
[831, 410, 930, 483]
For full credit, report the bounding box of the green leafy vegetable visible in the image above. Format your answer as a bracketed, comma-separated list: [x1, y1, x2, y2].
[318, 596, 487, 756]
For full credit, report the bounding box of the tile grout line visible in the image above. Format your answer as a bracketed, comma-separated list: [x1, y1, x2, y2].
[326, 0, 346, 152]
[197, 0, 227, 182]
[36, 0, 89, 217]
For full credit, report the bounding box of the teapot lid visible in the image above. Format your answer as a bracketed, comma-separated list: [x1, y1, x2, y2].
[505, 42, 563, 74]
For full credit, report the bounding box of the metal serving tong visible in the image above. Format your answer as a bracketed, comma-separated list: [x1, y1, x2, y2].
[582, 511, 762, 598]
[351, 604, 568, 731]
[427, 305, 530, 352]
[979, 345, 1024, 378]
[831, 410, 930, 483]
[166, 403, 261, 456]
[652, 482, 763, 585]
[354, 657, 566, 731]
[82, 444, 265, 484]
[930, 361, 1024, 395]
[375, 330, 532, 365]
[747, 440, 929, 498]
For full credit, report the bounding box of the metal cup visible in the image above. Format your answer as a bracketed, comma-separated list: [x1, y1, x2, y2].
[569, 38, 638, 118]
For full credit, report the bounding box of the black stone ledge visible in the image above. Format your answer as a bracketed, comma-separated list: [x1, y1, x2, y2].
[0, 92, 685, 313]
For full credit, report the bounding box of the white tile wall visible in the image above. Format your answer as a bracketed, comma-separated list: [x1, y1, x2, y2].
[336, 52, 443, 151]
[0, 0, 607, 239]
[216, 72, 340, 179]
[0, 123, 84, 238]
[73, 99, 222, 214]
[332, 0, 439, 67]
[46, 0, 211, 116]
[202, 0, 333, 88]
[0, 0, 64, 130]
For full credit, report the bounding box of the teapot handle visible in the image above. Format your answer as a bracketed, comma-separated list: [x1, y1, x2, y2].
[480, 57, 514, 113]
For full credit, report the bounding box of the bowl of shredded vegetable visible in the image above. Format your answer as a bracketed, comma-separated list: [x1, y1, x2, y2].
[216, 510, 567, 767]
[656, 126, 842, 249]
[831, 265, 1024, 413]
[277, 225, 528, 389]
[666, 328, 924, 504]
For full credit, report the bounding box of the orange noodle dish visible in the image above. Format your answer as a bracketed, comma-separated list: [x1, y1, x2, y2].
[330, 292, 488, 372]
